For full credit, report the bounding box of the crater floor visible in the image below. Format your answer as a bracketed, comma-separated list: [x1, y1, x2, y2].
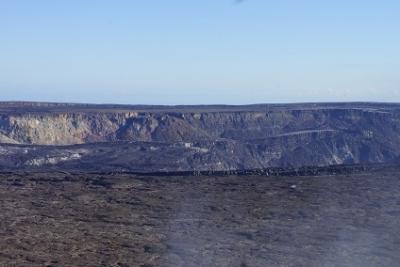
[1, 169, 400, 266]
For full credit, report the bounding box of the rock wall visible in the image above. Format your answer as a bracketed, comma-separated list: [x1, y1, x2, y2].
[0, 103, 400, 171]
[0, 107, 399, 145]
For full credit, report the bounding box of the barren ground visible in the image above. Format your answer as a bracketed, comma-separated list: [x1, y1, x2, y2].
[1, 169, 400, 266]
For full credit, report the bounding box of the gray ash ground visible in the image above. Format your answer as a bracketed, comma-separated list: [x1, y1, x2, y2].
[1, 169, 400, 266]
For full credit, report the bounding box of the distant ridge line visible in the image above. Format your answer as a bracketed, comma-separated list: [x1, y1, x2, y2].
[1, 101, 400, 114]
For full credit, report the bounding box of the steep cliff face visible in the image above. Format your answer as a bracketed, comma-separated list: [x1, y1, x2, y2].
[0, 102, 399, 171]
[0, 112, 134, 145]
[1, 106, 399, 145]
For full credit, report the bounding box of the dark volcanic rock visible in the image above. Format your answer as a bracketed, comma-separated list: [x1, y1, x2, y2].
[1, 168, 400, 266]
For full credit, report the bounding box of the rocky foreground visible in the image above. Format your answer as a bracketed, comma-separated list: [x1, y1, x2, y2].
[1, 102, 400, 171]
[1, 166, 400, 266]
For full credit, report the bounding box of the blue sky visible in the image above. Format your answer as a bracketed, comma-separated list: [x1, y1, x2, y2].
[1, 0, 399, 104]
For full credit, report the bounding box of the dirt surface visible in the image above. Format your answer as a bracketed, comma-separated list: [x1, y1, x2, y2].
[1, 169, 400, 266]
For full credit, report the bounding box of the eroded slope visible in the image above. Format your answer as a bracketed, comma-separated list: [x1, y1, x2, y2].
[0, 102, 400, 171]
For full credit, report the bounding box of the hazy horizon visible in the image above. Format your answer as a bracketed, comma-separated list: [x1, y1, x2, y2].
[2, 100, 400, 107]
[1, 0, 399, 104]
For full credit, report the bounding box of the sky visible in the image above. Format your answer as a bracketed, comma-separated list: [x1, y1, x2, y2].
[0, 0, 399, 104]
